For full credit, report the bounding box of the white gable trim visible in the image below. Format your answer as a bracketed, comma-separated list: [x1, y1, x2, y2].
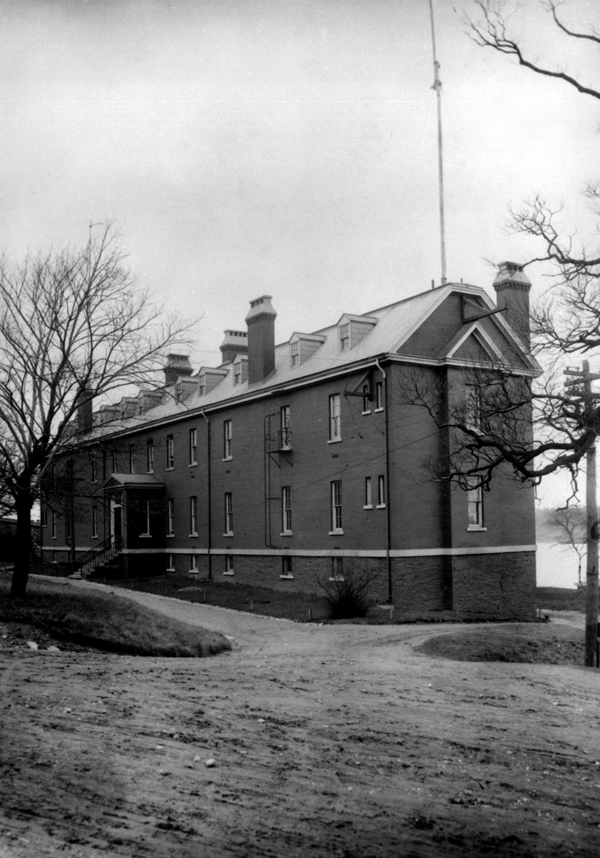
[445, 322, 504, 361]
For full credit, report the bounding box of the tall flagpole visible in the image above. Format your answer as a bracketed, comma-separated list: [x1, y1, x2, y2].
[429, 0, 447, 284]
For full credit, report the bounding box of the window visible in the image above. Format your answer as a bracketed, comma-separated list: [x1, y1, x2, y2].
[223, 420, 232, 460]
[129, 444, 136, 474]
[198, 379, 206, 397]
[330, 557, 344, 581]
[65, 511, 72, 542]
[291, 341, 300, 367]
[111, 450, 118, 473]
[141, 500, 151, 536]
[91, 452, 97, 483]
[167, 554, 175, 572]
[92, 504, 98, 539]
[281, 556, 293, 578]
[375, 381, 384, 411]
[190, 496, 198, 536]
[362, 384, 371, 414]
[280, 405, 291, 450]
[51, 512, 57, 539]
[189, 428, 197, 465]
[330, 480, 343, 533]
[224, 555, 234, 575]
[466, 386, 482, 430]
[364, 476, 372, 509]
[146, 439, 154, 473]
[190, 554, 198, 573]
[339, 323, 350, 351]
[167, 498, 174, 536]
[467, 485, 485, 530]
[377, 475, 386, 508]
[41, 509, 48, 528]
[166, 434, 174, 470]
[234, 363, 242, 385]
[224, 492, 233, 535]
[329, 394, 341, 441]
[281, 486, 292, 534]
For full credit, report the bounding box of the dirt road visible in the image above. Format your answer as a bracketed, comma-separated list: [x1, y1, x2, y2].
[1, 581, 600, 857]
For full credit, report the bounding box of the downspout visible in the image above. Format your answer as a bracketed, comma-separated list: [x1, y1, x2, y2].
[375, 359, 392, 605]
[200, 411, 212, 581]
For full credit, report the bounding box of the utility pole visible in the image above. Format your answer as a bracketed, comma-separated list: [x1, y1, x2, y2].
[428, 0, 447, 285]
[565, 360, 600, 667]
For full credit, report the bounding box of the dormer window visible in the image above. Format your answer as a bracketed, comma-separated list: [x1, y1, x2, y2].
[339, 324, 350, 351]
[234, 363, 241, 385]
[336, 314, 378, 352]
[291, 341, 300, 367]
[232, 355, 248, 386]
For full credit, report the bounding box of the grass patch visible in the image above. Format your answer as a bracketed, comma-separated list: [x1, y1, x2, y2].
[415, 623, 585, 665]
[0, 578, 231, 657]
[536, 587, 586, 612]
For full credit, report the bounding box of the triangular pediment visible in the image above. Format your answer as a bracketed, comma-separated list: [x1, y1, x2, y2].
[102, 473, 164, 490]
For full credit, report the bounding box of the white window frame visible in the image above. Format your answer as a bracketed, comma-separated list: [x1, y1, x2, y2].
[281, 556, 293, 579]
[224, 492, 233, 536]
[129, 444, 136, 474]
[328, 394, 341, 442]
[190, 554, 198, 573]
[281, 486, 292, 535]
[167, 554, 175, 572]
[330, 556, 344, 581]
[290, 341, 300, 367]
[362, 384, 371, 415]
[234, 363, 242, 385]
[223, 420, 232, 460]
[189, 495, 198, 537]
[146, 440, 154, 474]
[167, 498, 175, 537]
[364, 476, 373, 509]
[377, 475, 386, 508]
[465, 386, 483, 431]
[189, 427, 197, 466]
[467, 484, 485, 531]
[224, 555, 234, 576]
[339, 323, 350, 351]
[92, 504, 98, 539]
[51, 512, 57, 540]
[280, 405, 291, 450]
[166, 434, 174, 470]
[140, 500, 151, 537]
[375, 381, 384, 412]
[330, 480, 343, 534]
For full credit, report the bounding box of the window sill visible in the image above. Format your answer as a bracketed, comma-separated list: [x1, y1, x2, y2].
[92, 535, 98, 541]
[166, 467, 174, 472]
[223, 532, 234, 538]
[327, 438, 342, 445]
[329, 530, 344, 536]
[189, 532, 198, 538]
[139, 534, 152, 539]
[223, 571, 235, 577]
[167, 533, 175, 538]
[363, 504, 373, 510]
[166, 567, 175, 572]
[222, 456, 233, 462]
[280, 531, 293, 537]
[467, 526, 487, 532]
[280, 574, 294, 580]
[361, 410, 371, 416]
[329, 577, 345, 582]
[147, 470, 154, 475]
[374, 407, 384, 413]
[376, 504, 387, 509]
[188, 569, 199, 575]
[188, 462, 197, 468]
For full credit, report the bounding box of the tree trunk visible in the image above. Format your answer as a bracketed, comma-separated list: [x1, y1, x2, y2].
[10, 491, 33, 598]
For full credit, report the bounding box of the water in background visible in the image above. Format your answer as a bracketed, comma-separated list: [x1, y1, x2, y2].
[536, 542, 583, 589]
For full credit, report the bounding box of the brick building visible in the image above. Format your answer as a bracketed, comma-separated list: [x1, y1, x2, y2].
[43, 263, 538, 619]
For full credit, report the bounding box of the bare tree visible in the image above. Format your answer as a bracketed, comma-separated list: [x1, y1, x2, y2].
[554, 506, 586, 588]
[0, 225, 196, 597]
[464, 0, 600, 281]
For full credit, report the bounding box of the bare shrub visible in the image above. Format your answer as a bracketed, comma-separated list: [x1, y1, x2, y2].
[317, 559, 376, 619]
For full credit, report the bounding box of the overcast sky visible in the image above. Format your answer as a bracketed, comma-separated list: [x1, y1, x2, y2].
[1, 0, 598, 505]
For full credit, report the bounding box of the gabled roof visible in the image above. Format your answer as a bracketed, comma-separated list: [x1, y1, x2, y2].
[85, 281, 538, 439]
[103, 473, 165, 489]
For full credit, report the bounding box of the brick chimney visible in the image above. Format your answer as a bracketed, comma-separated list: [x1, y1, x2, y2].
[76, 388, 94, 433]
[163, 354, 193, 386]
[220, 330, 248, 365]
[245, 296, 276, 384]
[493, 261, 532, 349]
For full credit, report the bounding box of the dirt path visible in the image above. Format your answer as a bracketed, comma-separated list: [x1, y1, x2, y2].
[2, 581, 600, 857]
